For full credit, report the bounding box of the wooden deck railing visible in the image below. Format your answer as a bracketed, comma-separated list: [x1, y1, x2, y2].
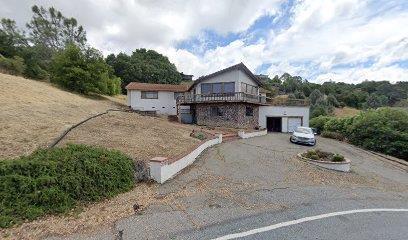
[177, 92, 267, 105]
[177, 92, 310, 106]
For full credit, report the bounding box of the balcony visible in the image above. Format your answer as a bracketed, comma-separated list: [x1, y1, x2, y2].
[177, 92, 267, 105]
[177, 92, 310, 107]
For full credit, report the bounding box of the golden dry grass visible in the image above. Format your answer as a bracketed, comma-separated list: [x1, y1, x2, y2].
[1, 183, 158, 240]
[58, 111, 201, 161]
[333, 107, 361, 117]
[0, 73, 127, 159]
[0, 74, 204, 239]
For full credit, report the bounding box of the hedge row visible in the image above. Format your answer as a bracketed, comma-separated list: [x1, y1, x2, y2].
[310, 108, 408, 160]
[0, 144, 136, 228]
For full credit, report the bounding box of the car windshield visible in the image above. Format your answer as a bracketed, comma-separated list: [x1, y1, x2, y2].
[296, 127, 312, 134]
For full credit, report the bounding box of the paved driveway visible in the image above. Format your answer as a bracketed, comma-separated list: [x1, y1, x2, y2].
[63, 133, 408, 240]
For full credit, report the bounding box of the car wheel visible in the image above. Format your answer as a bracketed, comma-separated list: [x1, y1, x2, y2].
[311, 140, 316, 146]
[290, 137, 294, 143]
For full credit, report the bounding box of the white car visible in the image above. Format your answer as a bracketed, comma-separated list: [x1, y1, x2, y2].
[290, 127, 316, 146]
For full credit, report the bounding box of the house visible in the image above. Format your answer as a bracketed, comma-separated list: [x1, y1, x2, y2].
[126, 63, 310, 132]
[126, 82, 189, 115]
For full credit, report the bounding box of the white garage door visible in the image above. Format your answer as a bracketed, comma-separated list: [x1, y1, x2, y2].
[287, 117, 302, 132]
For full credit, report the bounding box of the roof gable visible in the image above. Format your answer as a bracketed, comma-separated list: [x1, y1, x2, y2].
[189, 63, 262, 90]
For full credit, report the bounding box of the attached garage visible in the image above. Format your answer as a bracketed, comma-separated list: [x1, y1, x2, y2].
[287, 117, 302, 132]
[259, 106, 309, 133]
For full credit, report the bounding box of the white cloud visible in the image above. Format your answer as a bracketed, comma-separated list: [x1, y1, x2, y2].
[262, 0, 408, 83]
[315, 65, 408, 83]
[0, 0, 407, 83]
[0, 0, 282, 54]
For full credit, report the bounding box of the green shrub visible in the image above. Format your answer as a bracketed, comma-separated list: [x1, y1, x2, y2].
[50, 44, 121, 96]
[321, 131, 345, 141]
[192, 132, 206, 140]
[0, 144, 135, 228]
[332, 154, 345, 162]
[347, 108, 408, 160]
[310, 116, 334, 133]
[0, 55, 26, 75]
[303, 150, 319, 160]
[323, 117, 352, 135]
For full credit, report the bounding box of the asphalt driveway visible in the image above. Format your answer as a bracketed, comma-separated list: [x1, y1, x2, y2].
[61, 133, 408, 240]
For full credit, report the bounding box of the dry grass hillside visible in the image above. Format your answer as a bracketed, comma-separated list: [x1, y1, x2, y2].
[58, 111, 201, 162]
[0, 73, 126, 159]
[334, 107, 361, 117]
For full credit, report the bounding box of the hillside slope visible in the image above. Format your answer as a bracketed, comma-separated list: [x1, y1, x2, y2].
[0, 73, 125, 159]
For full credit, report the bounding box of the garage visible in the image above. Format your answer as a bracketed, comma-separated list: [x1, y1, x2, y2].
[287, 117, 302, 132]
[258, 106, 310, 133]
[266, 117, 282, 132]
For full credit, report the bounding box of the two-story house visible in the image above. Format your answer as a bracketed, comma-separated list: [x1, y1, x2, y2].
[126, 63, 310, 132]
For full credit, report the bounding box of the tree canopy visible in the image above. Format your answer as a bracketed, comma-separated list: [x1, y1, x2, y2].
[26, 5, 86, 51]
[259, 72, 408, 118]
[50, 44, 121, 95]
[106, 49, 182, 92]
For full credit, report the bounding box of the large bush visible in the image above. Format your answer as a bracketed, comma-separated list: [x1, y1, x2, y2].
[0, 55, 26, 75]
[309, 115, 333, 133]
[347, 108, 408, 160]
[316, 108, 408, 160]
[50, 44, 121, 95]
[323, 117, 353, 135]
[0, 144, 135, 228]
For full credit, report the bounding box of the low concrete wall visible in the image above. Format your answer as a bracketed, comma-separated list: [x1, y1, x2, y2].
[238, 129, 267, 139]
[149, 134, 223, 183]
[298, 153, 351, 172]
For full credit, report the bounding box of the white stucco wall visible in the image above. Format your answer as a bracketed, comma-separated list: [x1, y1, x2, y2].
[150, 134, 223, 183]
[194, 69, 259, 94]
[259, 106, 310, 132]
[238, 70, 260, 95]
[128, 90, 177, 115]
[127, 90, 131, 106]
[195, 70, 239, 94]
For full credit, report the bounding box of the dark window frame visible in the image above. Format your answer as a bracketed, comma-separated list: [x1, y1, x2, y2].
[201, 82, 235, 95]
[245, 106, 254, 116]
[241, 82, 258, 95]
[141, 91, 158, 99]
[210, 106, 223, 116]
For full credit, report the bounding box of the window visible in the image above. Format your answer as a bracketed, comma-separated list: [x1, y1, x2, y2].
[224, 82, 235, 93]
[212, 83, 223, 94]
[201, 82, 235, 95]
[201, 83, 212, 94]
[174, 92, 183, 100]
[241, 83, 258, 95]
[246, 106, 253, 116]
[141, 91, 158, 99]
[211, 106, 223, 116]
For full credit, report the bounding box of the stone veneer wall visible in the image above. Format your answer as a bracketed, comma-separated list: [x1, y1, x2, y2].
[195, 103, 259, 129]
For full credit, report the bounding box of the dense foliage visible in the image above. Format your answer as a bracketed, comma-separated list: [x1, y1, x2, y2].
[106, 49, 182, 92]
[51, 44, 121, 95]
[0, 144, 135, 228]
[262, 74, 408, 118]
[0, 6, 86, 80]
[310, 108, 408, 160]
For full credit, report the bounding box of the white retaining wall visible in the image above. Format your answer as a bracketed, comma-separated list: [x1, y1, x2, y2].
[150, 134, 223, 183]
[238, 129, 267, 139]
